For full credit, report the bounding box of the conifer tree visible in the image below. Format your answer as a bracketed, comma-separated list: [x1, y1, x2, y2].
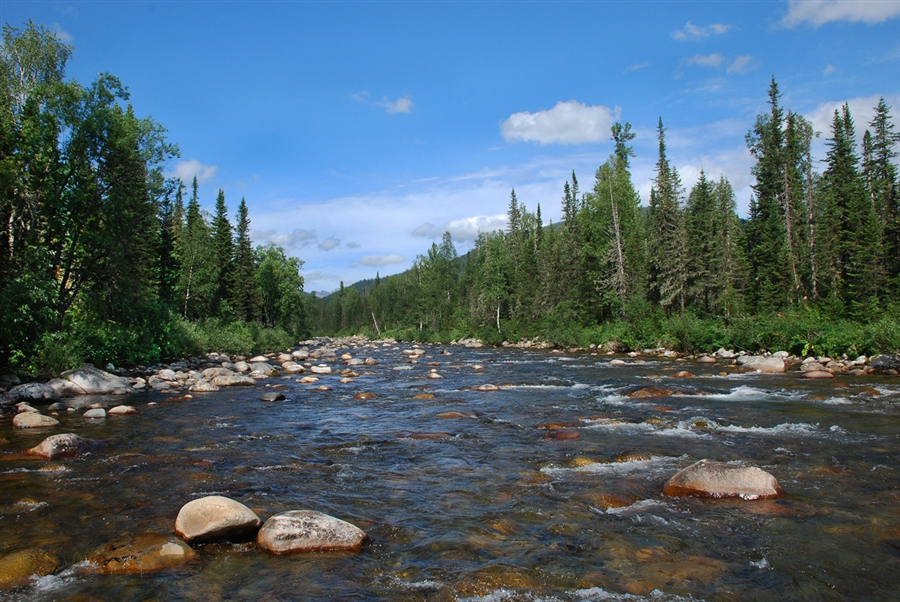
[863, 97, 899, 288]
[232, 197, 258, 322]
[211, 188, 234, 314]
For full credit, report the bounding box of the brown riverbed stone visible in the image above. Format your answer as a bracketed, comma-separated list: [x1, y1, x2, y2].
[0, 548, 58, 589]
[436, 411, 476, 419]
[355, 392, 378, 400]
[256, 510, 366, 554]
[27, 433, 93, 459]
[543, 429, 580, 440]
[473, 384, 500, 392]
[627, 386, 674, 399]
[12, 413, 60, 429]
[803, 370, 834, 379]
[671, 371, 695, 378]
[174, 495, 262, 544]
[397, 432, 453, 440]
[88, 533, 197, 573]
[662, 459, 785, 500]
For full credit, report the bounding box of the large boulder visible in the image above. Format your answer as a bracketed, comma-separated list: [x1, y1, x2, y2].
[256, 510, 366, 554]
[736, 356, 785, 373]
[210, 374, 256, 387]
[0, 548, 58, 589]
[48, 365, 134, 397]
[662, 459, 785, 500]
[174, 496, 262, 544]
[88, 533, 197, 573]
[4, 383, 60, 404]
[12, 413, 60, 429]
[870, 354, 900, 375]
[28, 433, 94, 459]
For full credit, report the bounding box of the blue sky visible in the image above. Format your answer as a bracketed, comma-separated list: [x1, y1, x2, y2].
[4, 1, 900, 294]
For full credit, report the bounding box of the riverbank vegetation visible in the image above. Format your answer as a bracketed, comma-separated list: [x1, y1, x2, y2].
[0, 22, 307, 375]
[311, 81, 900, 357]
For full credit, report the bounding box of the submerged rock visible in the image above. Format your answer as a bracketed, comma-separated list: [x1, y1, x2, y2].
[28, 433, 93, 459]
[12, 413, 60, 429]
[662, 459, 785, 500]
[0, 548, 58, 589]
[256, 510, 366, 554]
[627, 386, 674, 399]
[88, 533, 197, 573]
[174, 495, 262, 544]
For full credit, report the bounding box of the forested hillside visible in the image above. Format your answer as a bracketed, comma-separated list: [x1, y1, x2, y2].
[312, 79, 900, 356]
[0, 22, 308, 374]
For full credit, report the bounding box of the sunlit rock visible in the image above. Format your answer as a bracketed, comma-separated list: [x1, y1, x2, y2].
[543, 429, 580, 440]
[662, 459, 785, 499]
[174, 495, 261, 544]
[83, 408, 106, 419]
[671, 371, 694, 378]
[189, 380, 220, 392]
[5, 383, 60, 404]
[473, 384, 499, 392]
[310, 365, 332, 375]
[256, 510, 366, 554]
[28, 433, 93, 459]
[108, 405, 137, 415]
[737, 355, 785, 373]
[88, 533, 197, 573]
[626, 386, 674, 399]
[803, 371, 834, 379]
[261, 392, 286, 402]
[0, 548, 58, 589]
[355, 392, 378, 400]
[48, 365, 134, 396]
[210, 374, 256, 387]
[13, 412, 60, 428]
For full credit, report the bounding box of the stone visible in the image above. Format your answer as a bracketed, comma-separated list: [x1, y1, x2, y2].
[210, 374, 256, 387]
[715, 348, 737, 359]
[28, 433, 93, 459]
[157, 369, 177, 381]
[16, 402, 39, 413]
[543, 429, 580, 440]
[697, 356, 717, 364]
[346, 358, 364, 366]
[261, 392, 286, 402]
[427, 373, 443, 379]
[48, 365, 134, 396]
[473, 384, 499, 392]
[363, 358, 378, 365]
[83, 408, 106, 419]
[189, 380, 220, 393]
[108, 405, 137, 415]
[609, 359, 627, 366]
[88, 533, 197, 573]
[803, 371, 834, 379]
[662, 459, 785, 500]
[256, 510, 366, 554]
[0, 548, 58, 588]
[355, 392, 377, 400]
[627, 386, 674, 399]
[801, 361, 825, 372]
[174, 495, 262, 544]
[310, 365, 332, 375]
[672, 371, 694, 378]
[870, 354, 900, 374]
[292, 349, 310, 360]
[250, 362, 279, 377]
[13, 413, 60, 428]
[737, 356, 785, 373]
[202, 367, 234, 378]
[5, 382, 60, 404]
[249, 355, 270, 363]
[233, 361, 250, 373]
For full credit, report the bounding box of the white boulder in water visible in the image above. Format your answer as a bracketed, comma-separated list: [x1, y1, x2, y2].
[48, 365, 134, 396]
[737, 356, 785, 373]
[174, 495, 262, 544]
[28, 433, 93, 459]
[256, 510, 366, 554]
[662, 459, 785, 500]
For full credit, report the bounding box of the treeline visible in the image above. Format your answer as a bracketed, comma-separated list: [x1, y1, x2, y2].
[312, 79, 900, 356]
[0, 22, 307, 374]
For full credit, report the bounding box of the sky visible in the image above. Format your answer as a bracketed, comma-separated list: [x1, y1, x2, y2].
[3, 1, 900, 294]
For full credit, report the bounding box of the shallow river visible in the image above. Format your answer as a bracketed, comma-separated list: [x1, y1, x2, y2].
[2, 344, 899, 601]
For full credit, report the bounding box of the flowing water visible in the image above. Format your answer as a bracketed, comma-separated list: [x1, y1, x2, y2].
[2, 344, 899, 601]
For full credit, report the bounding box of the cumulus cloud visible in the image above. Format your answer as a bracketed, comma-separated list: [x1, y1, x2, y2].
[346, 242, 361, 249]
[444, 215, 508, 242]
[255, 228, 317, 248]
[625, 61, 650, 73]
[353, 91, 414, 114]
[351, 254, 406, 267]
[686, 53, 725, 68]
[501, 101, 621, 145]
[170, 159, 217, 185]
[727, 55, 755, 74]
[781, 0, 900, 27]
[672, 21, 731, 41]
[805, 94, 900, 144]
[318, 236, 341, 251]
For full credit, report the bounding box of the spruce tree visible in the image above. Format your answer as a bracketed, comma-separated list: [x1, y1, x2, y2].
[211, 188, 234, 314]
[176, 176, 217, 319]
[231, 197, 258, 322]
[864, 97, 899, 288]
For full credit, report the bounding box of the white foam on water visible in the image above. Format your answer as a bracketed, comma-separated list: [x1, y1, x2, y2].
[713, 422, 821, 436]
[582, 420, 658, 434]
[694, 385, 794, 402]
[541, 455, 684, 478]
[819, 396, 853, 405]
[31, 561, 90, 593]
[572, 587, 699, 601]
[392, 577, 443, 591]
[601, 498, 667, 516]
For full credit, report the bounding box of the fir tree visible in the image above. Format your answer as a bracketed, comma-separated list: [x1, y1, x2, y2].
[231, 197, 258, 322]
[211, 188, 234, 314]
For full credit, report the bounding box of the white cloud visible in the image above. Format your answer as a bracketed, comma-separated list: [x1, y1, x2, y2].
[781, 0, 900, 27]
[351, 254, 406, 267]
[412, 222, 437, 237]
[170, 159, 217, 185]
[672, 21, 731, 41]
[52, 23, 73, 42]
[255, 228, 317, 249]
[501, 100, 621, 145]
[318, 236, 341, 251]
[346, 242, 361, 249]
[686, 53, 724, 68]
[353, 91, 414, 114]
[625, 61, 650, 73]
[805, 93, 900, 144]
[444, 215, 508, 242]
[727, 55, 755, 74]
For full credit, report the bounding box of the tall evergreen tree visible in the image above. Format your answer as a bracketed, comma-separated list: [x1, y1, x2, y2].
[232, 197, 258, 322]
[211, 188, 234, 314]
[863, 97, 899, 288]
[176, 176, 217, 319]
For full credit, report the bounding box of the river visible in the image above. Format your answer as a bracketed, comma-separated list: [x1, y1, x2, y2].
[1, 343, 899, 600]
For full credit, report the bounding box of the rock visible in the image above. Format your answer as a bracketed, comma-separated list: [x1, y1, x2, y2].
[609, 359, 627, 366]
[801, 361, 825, 372]
[28, 433, 93, 459]
[364, 358, 378, 365]
[355, 392, 378, 400]
[715, 348, 736, 359]
[772, 351, 790, 359]
[249, 355, 270, 363]
[870, 354, 900, 375]
[189, 380, 220, 393]
[803, 371, 834, 380]
[737, 356, 785, 373]
[543, 429, 580, 440]
[662, 459, 785, 500]
[108, 405, 137, 415]
[0, 548, 58, 588]
[671, 371, 694, 378]
[261, 392, 286, 402]
[697, 356, 717, 364]
[256, 510, 366, 554]
[291, 349, 310, 361]
[157, 369, 177, 381]
[5, 382, 60, 404]
[83, 408, 106, 419]
[48, 365, 134, 397]
[202, 367, 234, 378]
[427, 373, 443, 379]
[210, 374, 256, 387]
[88, 533, 197, 573]
[310, 365, 332, 375]
[473, 384, 500, 392]
[277, 353, 294, 362]
[174, 495, 262, 544]
[250, 362, 279, 377]
[13, 413, 60, 429]
[346, 358, 364, 366]
[627, 386, 674, 399]
[16, 402, 39, 413]
[232, 361, 250, 373]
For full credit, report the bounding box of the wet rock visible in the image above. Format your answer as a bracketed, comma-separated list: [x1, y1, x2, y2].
[0, 548, 58, 588]
[473, 384, 500, 392]
[250, 362, 279, 377]
[671, 371, 694, 378]
[355, 392, 378, 400]
[83, 408, 106, 419]
[737, 356, 785, 373]
[202, 367, 234, 378]
[281, 362, 306, 374]
[803, 371, 834, 379]
[662, 459, 785, 500]
[256, 510, 367, 554]
[88, 533, 197, 573]
[543, 429, 580, 440]
[609, 359, 627, 366]
[108, 405, 137, 415]
[16, 402, 39, 413]
[292, 349, 310, 361]
[46, 402, 67, 411]
[436, 411, 476, 419]
[13, 413, 60, 428]
[427, 373, 443, 379]
[697, 356, 717, 364]
[5, 382, 60, 404]
[870, 354, 900, 375]
[48, 365, 134, 396]
[310, 365, 332, 375]
[174, 495, 262, 544]
[398, 432, 453, 440]
[189, 380, 220, 393]
[28, 433, 93, 459]
[261, 392, 286, 402]
[232, 361, 250, 373]
[210, 374, 256, 387]
[363, 357, 378, 365]
[627, 386, 674, 399]
[298, 376, 319, 384]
